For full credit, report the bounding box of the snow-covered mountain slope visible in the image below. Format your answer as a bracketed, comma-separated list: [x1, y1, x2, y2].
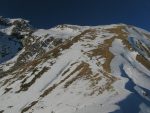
[0, 17, 150, 113]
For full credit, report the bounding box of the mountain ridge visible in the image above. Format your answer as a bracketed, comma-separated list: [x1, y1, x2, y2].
[0, 17, 150, 113]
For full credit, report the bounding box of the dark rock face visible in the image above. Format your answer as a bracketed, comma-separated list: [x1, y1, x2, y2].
[0, 17, 33, 64]
[0, 16, 10, 26]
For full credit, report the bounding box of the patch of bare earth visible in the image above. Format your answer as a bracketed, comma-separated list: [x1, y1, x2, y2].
[136, 55, 150, 70]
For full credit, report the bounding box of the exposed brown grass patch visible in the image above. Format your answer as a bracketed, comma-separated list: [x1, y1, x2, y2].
[64, 62, 92, 88]
[86, 37, 114, 73]
[63, 62, 116, 95]
[40, 84, 57, 98]
[106, 26, 132, 50]
[80, 29, 97, 40]
[101, 38, 114, 73]
[101, 26, 131, 72]
[136, 55, 150, 70]
[86, 26, 132, 73]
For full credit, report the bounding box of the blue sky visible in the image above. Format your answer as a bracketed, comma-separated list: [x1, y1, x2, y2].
[0, 0, 150, 31]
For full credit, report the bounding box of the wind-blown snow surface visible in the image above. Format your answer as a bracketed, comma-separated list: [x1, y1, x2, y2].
[0, 18, 150, 113]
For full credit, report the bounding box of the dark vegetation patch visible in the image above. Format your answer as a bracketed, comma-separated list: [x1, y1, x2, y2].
[21, 101, 38, 113]
[17, 67, 49, 92]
